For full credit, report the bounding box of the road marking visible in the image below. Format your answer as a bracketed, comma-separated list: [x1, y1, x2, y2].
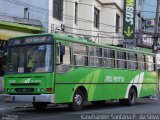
[21, 106, 137, 120]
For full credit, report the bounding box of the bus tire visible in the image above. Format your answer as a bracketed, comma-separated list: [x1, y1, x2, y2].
[92, 100, 106, 105]
[119, 87, 137, 106]
[32, 102, 47, 111]
[127, 87, 137, 106]
[69, 89, 84, 111]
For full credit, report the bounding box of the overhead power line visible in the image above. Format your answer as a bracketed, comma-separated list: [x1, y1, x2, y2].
[2, 0, 123, 29]
[1, 0, 158, 38]
[0, 12, 155, 40]
[1, 0, 158, 33]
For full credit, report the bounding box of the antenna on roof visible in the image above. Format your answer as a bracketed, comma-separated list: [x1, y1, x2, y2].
[67, 34, 74, 38]
[79, 36, 84, 39]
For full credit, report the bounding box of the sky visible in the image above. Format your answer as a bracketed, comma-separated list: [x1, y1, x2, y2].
[142, 0, 157, 19]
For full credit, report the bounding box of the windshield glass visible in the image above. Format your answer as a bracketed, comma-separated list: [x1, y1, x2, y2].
[7, 44, 53, 74]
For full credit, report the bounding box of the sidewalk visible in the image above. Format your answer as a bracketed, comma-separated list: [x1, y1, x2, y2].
[0, 94, 32, 111]
[157, 92, 160, 99]
[0, 94, 3, 101]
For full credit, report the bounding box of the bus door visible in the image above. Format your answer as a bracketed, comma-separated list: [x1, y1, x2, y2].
[55, 43, 73, 103]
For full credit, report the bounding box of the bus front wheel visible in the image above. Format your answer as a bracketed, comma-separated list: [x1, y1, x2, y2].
[69, 89, 84, 111]
[32, 102, 47, 111]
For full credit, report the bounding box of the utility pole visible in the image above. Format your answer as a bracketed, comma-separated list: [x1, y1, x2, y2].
[154, 0, 160, 52]
[155, 0, 160, 33]
[155, 0, 160, 94]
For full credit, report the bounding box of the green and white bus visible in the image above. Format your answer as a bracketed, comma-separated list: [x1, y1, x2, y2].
[4, 33, 158, 111]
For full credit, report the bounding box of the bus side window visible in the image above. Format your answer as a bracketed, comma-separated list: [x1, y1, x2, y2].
[56, 45, 71, 73]
[128, 52, 138, 70]
[104, 49, 115, 68]
[117, 51, 126, 69]
[73, 43, 88, 66]
[138, 54, 145, 70]
[146, 55, 154, 71]
[89, 46, 103, 67]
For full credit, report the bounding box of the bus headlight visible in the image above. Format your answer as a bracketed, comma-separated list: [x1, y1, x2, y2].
[41, 88, 45, 92]
[36, 88, 45, 92]
[7, 88, 10, 92]
[7, 88, 14, 92]
[11, 88, 14, 92]
[36, 88, 40, 92]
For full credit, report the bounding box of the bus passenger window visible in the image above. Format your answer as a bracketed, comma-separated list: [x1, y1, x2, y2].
[146, 55, 154, 71]
[89, 47, 103, 67]
[117, 51, 126, 69]
[138, 54, 145, 70]
[56, 45, 71, 73]
[104, 49, 115, 68]
[128, 52, 138, 70]
[73, 44, 88, 66]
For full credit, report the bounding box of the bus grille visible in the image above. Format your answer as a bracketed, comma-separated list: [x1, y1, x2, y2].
[15, 88, 34, 93]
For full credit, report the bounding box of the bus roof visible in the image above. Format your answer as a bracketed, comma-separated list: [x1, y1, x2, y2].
[9, 33, 155, 56]
[52, 33, 155, 56]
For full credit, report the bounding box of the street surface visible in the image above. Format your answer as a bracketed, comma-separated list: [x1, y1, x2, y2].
[0, 94, 160, 120]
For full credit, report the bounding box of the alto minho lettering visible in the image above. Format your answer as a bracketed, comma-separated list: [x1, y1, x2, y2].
[104, 76, 125, 83]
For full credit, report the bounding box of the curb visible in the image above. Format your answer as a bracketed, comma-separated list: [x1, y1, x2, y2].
[13, 106, 34, 110]
[0, 94, 4, 101]
[0, 106, 34, 112]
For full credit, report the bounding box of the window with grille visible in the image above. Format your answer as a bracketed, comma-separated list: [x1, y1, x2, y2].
[94, 7, 100, 28]
[53, 0, 63, 20]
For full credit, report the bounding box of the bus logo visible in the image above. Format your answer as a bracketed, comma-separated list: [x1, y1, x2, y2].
[24, 78, 31, 83]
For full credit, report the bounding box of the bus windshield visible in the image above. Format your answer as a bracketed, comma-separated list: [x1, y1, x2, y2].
[7, 44, 53, 74]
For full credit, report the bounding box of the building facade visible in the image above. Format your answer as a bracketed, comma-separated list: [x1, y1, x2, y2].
[0, 0, 125, 44]
[0, 0, 143, 45]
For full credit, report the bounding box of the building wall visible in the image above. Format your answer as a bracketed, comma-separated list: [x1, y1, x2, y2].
[100, 4, 123, 44]
[63, 0, 124, 44]
[64, 0, 77, 34]
[48, 0, 66, 33]
[99, 0, 123, 7]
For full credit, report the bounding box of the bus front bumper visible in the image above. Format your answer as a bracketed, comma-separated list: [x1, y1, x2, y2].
[4, 94, 55, 103]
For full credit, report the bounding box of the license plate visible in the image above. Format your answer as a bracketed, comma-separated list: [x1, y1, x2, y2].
[4, 96, 13, 102]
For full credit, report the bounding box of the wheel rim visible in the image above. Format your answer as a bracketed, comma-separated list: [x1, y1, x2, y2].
[74, 94, 82, 105]
[129, 91, 135, 103]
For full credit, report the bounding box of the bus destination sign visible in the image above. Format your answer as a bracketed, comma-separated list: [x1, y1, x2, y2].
[24, 36, 48, 43]
[9, 35, 53, 46]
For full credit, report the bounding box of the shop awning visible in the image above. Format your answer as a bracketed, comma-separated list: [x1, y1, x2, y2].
[0, 34, 11, 40]
[0, 28, 34, 41]
[0, 20, 44, 34]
